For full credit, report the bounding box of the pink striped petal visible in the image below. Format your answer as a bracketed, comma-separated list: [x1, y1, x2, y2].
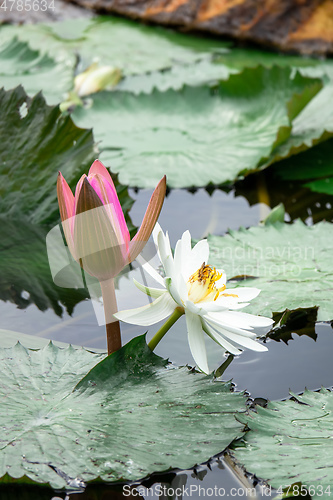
[88, 172, 130, 247]
[57, 173, 76, 258]
[88, 159, 117, 191]
[73, 177, 127, 280]
[57, 172, 75, 221]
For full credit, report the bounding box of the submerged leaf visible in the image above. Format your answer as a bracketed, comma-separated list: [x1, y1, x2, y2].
[0, 336, 246, 489]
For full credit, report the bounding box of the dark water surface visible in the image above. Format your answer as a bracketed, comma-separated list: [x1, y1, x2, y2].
[1, 186, 332, 499]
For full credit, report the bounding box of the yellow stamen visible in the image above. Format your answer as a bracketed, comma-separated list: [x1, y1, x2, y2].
[187, 263, 232, 303]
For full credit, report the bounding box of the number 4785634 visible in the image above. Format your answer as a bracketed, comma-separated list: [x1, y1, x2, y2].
[0, 0, 55, 10]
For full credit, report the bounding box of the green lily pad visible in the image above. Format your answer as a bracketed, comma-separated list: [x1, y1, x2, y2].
[0, 328, 105, 352]
[0, 216, 88, 316]
[265, 69, 333, 167]
[268, 307, 318, 344]
[0, 86, 95, 224]
[72, 66, 321, 188]
[0, 336, 246, 489]
[0, 17, 230, 87]
[0, 37, 73, 105]
[208, 219, 333, 321]
[117, 55, 236, 94]
[233, 388, 333, 499]
[273, 137, 333, 196]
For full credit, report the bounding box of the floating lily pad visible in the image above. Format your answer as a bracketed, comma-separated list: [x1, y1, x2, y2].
[0, 328, 104, 350]
[0, 336, 246, 489]
[72, 66, 321, 188]
[0, 16, 229, 82]
[0, 86, 95, 224]
[0, 37, 73, 105]
[208, 220, 333, 321]
[233, 388, 333, 499]
[265, 72, 333, 167]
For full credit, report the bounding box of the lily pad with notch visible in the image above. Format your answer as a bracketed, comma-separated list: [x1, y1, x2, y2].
[0, 335, 246, 489]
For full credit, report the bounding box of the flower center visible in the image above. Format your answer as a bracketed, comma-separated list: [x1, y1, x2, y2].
[187, 263, 227, 303]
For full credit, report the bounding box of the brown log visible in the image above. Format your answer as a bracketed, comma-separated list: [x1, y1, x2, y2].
[64, 0, 333, 55]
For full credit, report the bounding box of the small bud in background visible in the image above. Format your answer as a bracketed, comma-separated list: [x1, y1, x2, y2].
[74, 63, 122, 97]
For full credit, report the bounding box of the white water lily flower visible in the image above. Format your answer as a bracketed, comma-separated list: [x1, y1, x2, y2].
[115, 224, 273, 374]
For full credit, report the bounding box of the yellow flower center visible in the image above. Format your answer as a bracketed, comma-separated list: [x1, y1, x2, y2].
[187, 262, 237, 303]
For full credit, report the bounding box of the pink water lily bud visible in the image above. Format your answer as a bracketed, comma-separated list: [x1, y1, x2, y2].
[57, 159, 166, 281]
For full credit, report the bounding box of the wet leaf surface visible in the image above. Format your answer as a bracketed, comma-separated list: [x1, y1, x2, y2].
[0, 336, 246, 489]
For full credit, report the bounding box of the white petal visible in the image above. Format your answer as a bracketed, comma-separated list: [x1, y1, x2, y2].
[174, 230, 191, 274]
[185, 310, 210, 375]
[165, 277, 184, 307]
[157, 230, 174, 278]
[205, 321, 268, 352]
[215, 270, 227, 287]
[114, 293, 176, 326]
[202, 322, 242, 356]
[211, 293, 251, 310]
[152, 222, 163, 248]
[133, 278, 165, 298]
[184, 238, 209, 280]
[191, 300, 229, 313]
[203, 314, 257, 339]
[184, 299, 202, 315]
[135, 255, 165, 287]
[217, 310, 274, 328]
[227, 287, 261, 302]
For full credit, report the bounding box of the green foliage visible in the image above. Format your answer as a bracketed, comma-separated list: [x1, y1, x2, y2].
[262, 203, 285, 225]
[0, 16, 230, 85]
[0, 216, 88, 315]
[72, 66, 321, 188]
[208, 220, 333, 321]
[0, 336, 246, 489]
[0, 37, 73, 104]
[0, 86, 95, 224]
[234, 388, 333, 499]
[268, 307, 318, 343]
[274, 138, 333, 196]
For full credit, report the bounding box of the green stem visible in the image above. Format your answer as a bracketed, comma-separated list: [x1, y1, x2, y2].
[148, 307, 184, 351]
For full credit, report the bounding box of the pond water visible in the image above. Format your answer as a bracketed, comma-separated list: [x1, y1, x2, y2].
[2, 178, 333, 499]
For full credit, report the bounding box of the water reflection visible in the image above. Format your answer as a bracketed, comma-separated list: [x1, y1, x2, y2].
[2, 454, 272, 500]
[235, 170, 333, 224]
[1, 185, 333, 499]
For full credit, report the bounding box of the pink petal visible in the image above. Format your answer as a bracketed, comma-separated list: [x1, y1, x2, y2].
[57, 172, 75, 221]
[88, 160, 131, 246]
[73, 177, 127, 280]
[89, 159, 117, 191]
[57, 172, 76, 259]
